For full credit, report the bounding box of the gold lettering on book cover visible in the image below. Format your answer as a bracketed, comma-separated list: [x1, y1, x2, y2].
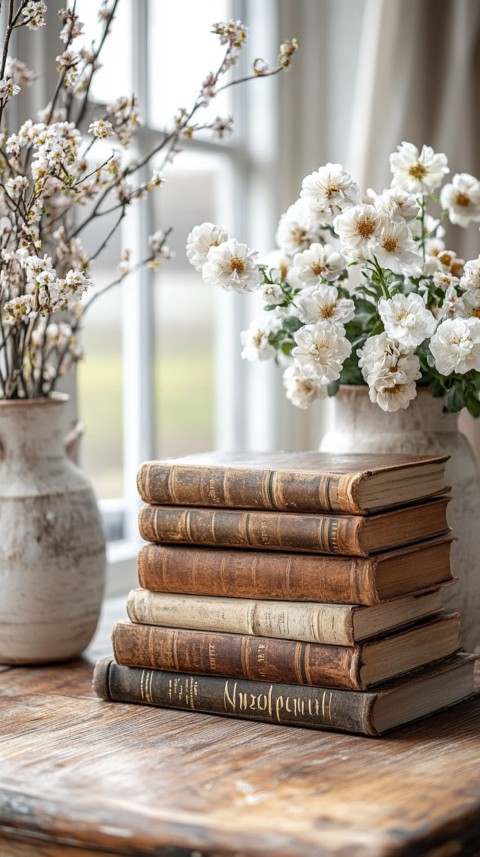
[208, 642, 217, 671]
[224, 681, 332, 724]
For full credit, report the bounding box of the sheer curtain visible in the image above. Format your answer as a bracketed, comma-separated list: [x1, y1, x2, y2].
[347, 0, 480, 456]
[276, 0, 480, 452]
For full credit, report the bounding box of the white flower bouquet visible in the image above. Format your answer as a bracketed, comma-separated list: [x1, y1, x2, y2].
[0, 1, 297, 398]
[187, 142, 480, 415]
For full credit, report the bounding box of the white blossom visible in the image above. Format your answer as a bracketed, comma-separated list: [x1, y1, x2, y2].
[430, 317, 480, 375]
[292, 322, 351, 383]
[88, 119, 114, 139]
[374, 188, 419, 223]
[410, 213, 446, 255]
[460, 257, 480, 292]
[389, 142, 449, 193]
[378, 292, 436, 348]
[301, 163, 360, 224]
[240, 321, 275, 361]
[0, 78, 21, 102]
[261, 283, 284, 305]
[372, 220, 423, 274]
[22, 1, 47, 30]
[283, 364, 327, 409]
[202, 238, 263, 293]
[333, 205, 382, 262]
[289, 242, 346, 286]
[368, 370, 419, 411]
[440, 173, 480, 228]
[440, 285, 467, 320]
[295, 284, 355, 327]
[262, 249, 291, 282]
[275, 198, 323, 256]
[186, 222, 230, 272]
[5, 58, 36, 86]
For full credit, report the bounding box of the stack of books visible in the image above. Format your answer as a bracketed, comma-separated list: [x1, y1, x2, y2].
[94, 452, 477, 736]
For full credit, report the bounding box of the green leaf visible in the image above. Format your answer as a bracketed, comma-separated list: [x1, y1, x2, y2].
[443, 385, 466, 413]
[327, 379, 341, 397]
[466, 395, 480, 418]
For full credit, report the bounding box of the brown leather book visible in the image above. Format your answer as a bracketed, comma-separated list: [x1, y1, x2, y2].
[126, 586, 451, 646]
[111, 614, 461, 691]
[137, 451, 449, 514]
[137, 498, 450, 556]
[93, 653, 477, 736]
[137, 537, 454, 604]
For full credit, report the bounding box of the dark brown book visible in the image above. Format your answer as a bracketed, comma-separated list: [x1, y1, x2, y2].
[137, 451, 449, 514]
[137, 498, 450, 557]
[137, 536, 454, 604]
[112, 614, 461, 691]
[93, 653, 476, 737]
[126, 586, 451, 645]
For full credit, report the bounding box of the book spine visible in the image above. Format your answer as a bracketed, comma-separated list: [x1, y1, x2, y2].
[126, 590, 355, 645]
[137, 544, 378, 604]
[136, 462, 363, 514]
[93, 658, 377, 735]
[112, 623, 363, 690]
[137, 506, 365, 556]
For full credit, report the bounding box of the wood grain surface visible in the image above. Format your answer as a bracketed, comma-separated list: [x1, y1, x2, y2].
[1, 597, 480, 857]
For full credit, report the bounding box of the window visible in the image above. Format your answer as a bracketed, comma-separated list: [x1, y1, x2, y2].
[74, 0, 283, 592]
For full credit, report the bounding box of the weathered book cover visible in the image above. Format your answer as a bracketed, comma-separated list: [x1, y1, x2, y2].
[125, 587, 450, 645]
[137, 451, 448, 514]
[111, 615, 461, 691]
[93, 654, 476, 737]
[137, 537, 454, 604]
[137, 499, 450, 557]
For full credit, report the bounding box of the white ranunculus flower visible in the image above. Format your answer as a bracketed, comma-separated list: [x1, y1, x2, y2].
[262, 249, 292, 281]
[300, 163, 360, 225]
[463, 290, 480, 319]
[368, 369, 419, 412]
[275, 198, 323, 256]
[374, 188, 419, 223]
[289, 242, 346, 286]
[283, 364, 327, 409]
[440, 173, 480, 228]
[372, 220, 423, 274]
[261, 282, 284, 305]
[357, 332, 421, 385]
[186, 222, 230, 272]
[460, 256, 480, 292]
[378, 292, 436, 348]
[292, 321, 352, 383]
[429, 317, 480, 374]
[202, 238, 263, 293]
[240, 322, 276, 362]
[333, 204, 382, 262]
[440, 285, 467, 320]
[295, 284, 355, 327]
[389, 142, 449, 193]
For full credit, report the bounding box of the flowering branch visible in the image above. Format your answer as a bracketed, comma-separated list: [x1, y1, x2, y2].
[0, 2, 298, 398]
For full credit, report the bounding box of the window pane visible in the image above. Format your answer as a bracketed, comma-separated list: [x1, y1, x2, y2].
[75, 0, 132, 102]
[77, 236, 124, 500]
[148, 0, 233, 130]
[153, 150, 233, 457]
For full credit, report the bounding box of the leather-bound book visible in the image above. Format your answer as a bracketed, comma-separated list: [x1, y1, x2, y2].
[93, 653, 477, 737]
[137, 451, 449, 514]
[111, 614, 461, 691]
[136, 537, 453, 604]
[137, 498, 450, 556]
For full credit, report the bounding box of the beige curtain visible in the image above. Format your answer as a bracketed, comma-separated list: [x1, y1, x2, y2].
[348, 0, 480, 456]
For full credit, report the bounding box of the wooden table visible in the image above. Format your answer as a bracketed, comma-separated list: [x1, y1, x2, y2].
[1, 598, 480, 857]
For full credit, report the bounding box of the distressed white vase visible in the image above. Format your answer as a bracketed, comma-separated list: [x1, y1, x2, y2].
[320, 385, 480, 654]
[0, 394, 106, 663]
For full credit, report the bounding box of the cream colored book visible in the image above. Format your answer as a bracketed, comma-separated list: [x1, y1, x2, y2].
[126, 586, 452, 646]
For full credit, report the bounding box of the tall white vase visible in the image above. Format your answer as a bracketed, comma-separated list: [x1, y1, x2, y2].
[0, 394, 106, 663]
[320, 385, 480, 654]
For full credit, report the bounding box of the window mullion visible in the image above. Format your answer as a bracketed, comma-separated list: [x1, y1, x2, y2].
[121, 0, 155, 542]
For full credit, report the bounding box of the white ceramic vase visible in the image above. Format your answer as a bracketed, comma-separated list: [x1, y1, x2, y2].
[320, 385, 480, 654]
[0, 394, 106, 663]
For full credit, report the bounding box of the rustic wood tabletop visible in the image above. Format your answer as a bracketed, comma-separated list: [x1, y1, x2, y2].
[1, 597, 479, 857]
